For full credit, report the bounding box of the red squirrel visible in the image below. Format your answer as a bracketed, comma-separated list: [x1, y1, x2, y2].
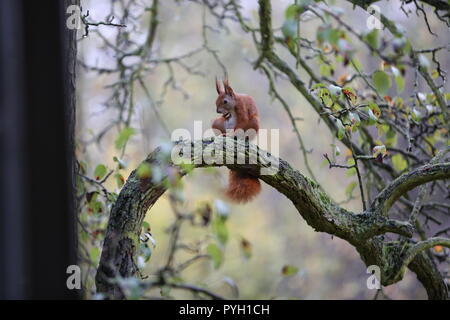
[211, 78, 261, 203]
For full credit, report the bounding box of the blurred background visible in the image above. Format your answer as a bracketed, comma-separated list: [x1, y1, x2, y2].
[76, 0, 450, 299]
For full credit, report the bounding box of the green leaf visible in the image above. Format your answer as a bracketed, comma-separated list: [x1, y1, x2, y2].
[136, 162, 151, 179]
[346, 158, 356, 177]
[179, 163, 195, 174]
[90, 247, 100, 263]
[319, 64, 332, 77]
[365, 29, 379, 50]
[326, 28, 340, 46]
[386, 128, 397, 147]
[400, 38, 411, 55]
[431, 69, 439, 79]
[94, 164, 107, 180]
[142, 221, 150, 230]
[212, 217, 229, 245]
[411, 108, 423, 122]
[311, 83, 326, 90]
[318, 88, 333, 106]
[207, 243, 223, 269]
[115, 127, 135, 150]
[88, 200, 104, 214]
[372, 71, 391, 95]
[346, 168, 356, 177]
[391, 153, 408, 172]
[395, 75, 405, 93]
[345, 181, 357, 198]
[282, 265, 299, 277]
[317, 27, 339, 46]
[335, 118, 345, 140]
[285, 4, 303, 19]
[369, 102, 381, 118]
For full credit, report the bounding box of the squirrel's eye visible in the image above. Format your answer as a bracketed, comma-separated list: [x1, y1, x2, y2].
[223, 100, 228, 104]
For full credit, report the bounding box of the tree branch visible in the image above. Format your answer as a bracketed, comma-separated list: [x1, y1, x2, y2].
[96, 137, 421, 299]
[348, 0, 449, 12]
[371, 162, 450, 216]
[404, 237, 450, 269]
[389, 237, 450, 288]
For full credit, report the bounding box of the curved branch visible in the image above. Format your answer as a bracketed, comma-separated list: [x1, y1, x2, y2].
[371, 162, 450, 216]
[404, 237, 450, 269]
[408, 251, 449, 300]
[388, 237, 450, 294]
[96, 137, 416, 298]
[165, 283, 225, 300]
[349, 0, 449, 12]
[142, 281, 225, 300]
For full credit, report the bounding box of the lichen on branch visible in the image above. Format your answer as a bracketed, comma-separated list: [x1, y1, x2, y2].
[96, 137, 448, 299]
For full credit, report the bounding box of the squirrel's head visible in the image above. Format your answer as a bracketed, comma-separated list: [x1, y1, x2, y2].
[215, 78, 236, 118]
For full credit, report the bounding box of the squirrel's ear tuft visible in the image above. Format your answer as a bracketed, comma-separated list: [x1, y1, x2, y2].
[223, 79, 234, 96]
[215, 77, 223, 95]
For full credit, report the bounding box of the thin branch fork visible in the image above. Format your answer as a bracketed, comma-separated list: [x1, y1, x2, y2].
[371, 162, 450, 216]
[391, 237, 450, 282]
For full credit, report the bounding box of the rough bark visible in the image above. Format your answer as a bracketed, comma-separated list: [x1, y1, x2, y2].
[96, 137, 449, 299]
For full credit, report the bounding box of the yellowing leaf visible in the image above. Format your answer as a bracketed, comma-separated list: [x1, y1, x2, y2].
[369, 102, 381, 118]
[115, 173, 125, 188]
[94, 164, 107, 180]
[431, 69, 439, 79]
[395, 75, 405, 93]
[90, 247, 100, 263]
[240, 238, 252, 259]
[136, 163, 151, 179]
[391, 153, 408, 172]
[282, 265, 299, 277]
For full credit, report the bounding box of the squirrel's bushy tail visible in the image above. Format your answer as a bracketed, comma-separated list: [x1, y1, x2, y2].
[226, 170, 261, 203]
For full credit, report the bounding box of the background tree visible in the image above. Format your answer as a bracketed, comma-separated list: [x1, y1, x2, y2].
[76, 0, 450, 299]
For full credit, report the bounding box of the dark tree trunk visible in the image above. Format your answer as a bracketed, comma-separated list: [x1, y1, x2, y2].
[0, 0, 79, 299]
